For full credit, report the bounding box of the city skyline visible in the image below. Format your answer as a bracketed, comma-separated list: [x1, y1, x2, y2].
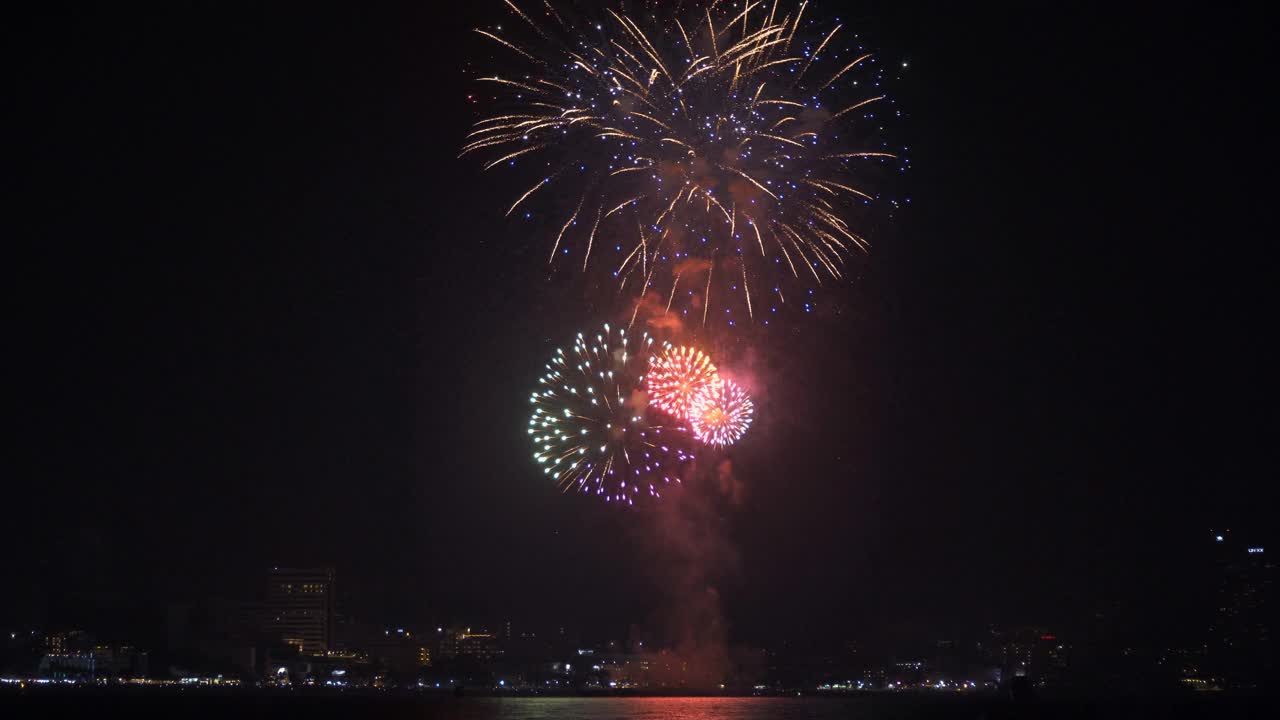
[6, 528, 1272, 693]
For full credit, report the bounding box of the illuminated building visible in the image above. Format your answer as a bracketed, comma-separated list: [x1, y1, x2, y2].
[364, 627, 432, 674]
[988, 627, 1070, 688]
[37, 631, 97, 680]
[438, 627, 502, 663]
[31, 632, 144, 680]
[93, 645, 149, 678]
[37, 650, 95, 679]
[264, 567, 335, 655]
[45, 632, 67, 655]
[1207, 529, 1274, 689]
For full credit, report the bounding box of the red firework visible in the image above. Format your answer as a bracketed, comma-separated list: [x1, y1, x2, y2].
[689, 377, 754, 448]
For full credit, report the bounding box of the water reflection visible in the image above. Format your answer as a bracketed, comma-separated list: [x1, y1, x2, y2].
[424, 697, 871, 720]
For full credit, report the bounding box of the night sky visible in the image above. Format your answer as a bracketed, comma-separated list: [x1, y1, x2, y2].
[9, 2, 1274, 656]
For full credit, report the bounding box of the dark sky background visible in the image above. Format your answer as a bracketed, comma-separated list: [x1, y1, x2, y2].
[8, 2, 1274, 657]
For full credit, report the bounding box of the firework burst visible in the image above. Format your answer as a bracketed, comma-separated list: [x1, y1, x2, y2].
[647, 344, 718, 421]
[528, 323, 693, 505]
[689, 377, 754, 448]
[465, 0, 904, 326]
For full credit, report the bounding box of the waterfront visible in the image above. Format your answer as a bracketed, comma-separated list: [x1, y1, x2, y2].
[3, 692, 1276, 719]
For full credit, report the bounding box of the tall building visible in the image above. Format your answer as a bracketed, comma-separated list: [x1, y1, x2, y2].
[1207, 529, 1274, 689]
[38, 631, 96, 680]
[264, 567, 335, 655]
[438, 626, 502, 664]
[987, 627, 1069, 688]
